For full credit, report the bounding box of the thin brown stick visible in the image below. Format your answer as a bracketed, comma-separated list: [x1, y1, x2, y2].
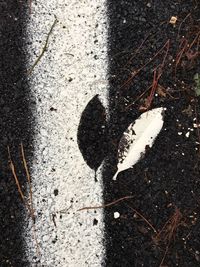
[177, 13, 191, 39]
[125, 85, 152, 110]
[77, 196, 134, 211]
[8, 145, 40, 258]
[20, 143, 40, 256]
[155, 208, 182, 243]
[20, 143, 35, 220]
[124, 33, 152, 68]
[28, 18, 58, 74]
[145, 68, 160, 110]
[175, 38, 188, 75]
[188, 30, 200, 51]
[124, 37, 172, 110]
[159, 242, 170, 267]
[121, 39, 170, 89]
[127, 205, 157, 233]
[7, 146, 32, 215]
[141, 40, 169, 110]
[123, 20, 168, 69]
[175, 31, 200, 76]
[154, 208, 183, 266]
[8, 146, 26, 204]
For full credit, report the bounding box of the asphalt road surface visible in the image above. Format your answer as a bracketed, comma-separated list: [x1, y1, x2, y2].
[0, 1, 200, 267]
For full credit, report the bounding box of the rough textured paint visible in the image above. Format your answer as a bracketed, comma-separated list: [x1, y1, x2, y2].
[25, 1, 108, 266]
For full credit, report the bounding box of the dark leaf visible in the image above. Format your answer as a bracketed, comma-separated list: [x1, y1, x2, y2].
[77, 95, 107, 172]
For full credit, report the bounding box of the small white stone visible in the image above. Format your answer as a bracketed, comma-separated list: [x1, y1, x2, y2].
[185, 132, 190, 138]
[114, 212, 120, 219]
[193, 123, 200, 128]
[178, 132, 182, 135]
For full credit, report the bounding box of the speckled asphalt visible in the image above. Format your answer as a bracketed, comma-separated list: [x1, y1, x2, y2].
[1, 1, 200, 267]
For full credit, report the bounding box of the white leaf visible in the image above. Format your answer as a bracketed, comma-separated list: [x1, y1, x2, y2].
[112, 107, 165, 180]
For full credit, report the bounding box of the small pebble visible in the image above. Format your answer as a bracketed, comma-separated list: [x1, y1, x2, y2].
[185, 132, 190, 138]
[114, 212, 120, 219]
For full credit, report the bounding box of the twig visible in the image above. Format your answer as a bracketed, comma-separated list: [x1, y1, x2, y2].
[153, 207, 183, 266]
[145, 68, 161, 110]
[20, 143, 35, 220]
[125, 85, 152, 110]
[8, 145, 40, 257]
[127, 204, 157, 233]
[20, 143, 40, 256]
[146, 51, 168, 109]
[28, 18, 58, 74]
[175, 38, 188, 76]
[77, 196, 134, 211]
[175, 31, 200, 76]
[177, 13, 191, 39]
[188, 30, 200, 51]
[155, 208, 182, 243]
[123, 20, 168, 69]
[140, 40, 169, 110]
[159, 242, 170, 267]
[121, 39, 170, 89]
[8, 146, 28, 207]
[123, 33, 152, 69]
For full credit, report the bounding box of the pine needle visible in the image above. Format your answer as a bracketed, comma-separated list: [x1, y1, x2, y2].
[20, 143, 35, 221]
[28, 18, 58, 74]
[20, 143, 40, 257]
[77, 196, 134, 211]
[8, 146, 31, 214]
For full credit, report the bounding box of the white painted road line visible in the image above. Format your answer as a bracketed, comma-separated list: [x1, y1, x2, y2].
[25, 1, 108, 266]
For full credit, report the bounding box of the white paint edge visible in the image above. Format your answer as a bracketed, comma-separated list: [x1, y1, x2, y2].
[24, 1, 108, 266]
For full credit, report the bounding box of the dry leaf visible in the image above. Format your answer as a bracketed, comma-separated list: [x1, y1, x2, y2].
[77, 95, 107, 174]
[113, 108, 165, 180]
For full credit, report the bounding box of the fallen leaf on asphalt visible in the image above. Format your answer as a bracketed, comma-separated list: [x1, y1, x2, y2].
[112, 107, 165, 180]
[77, 95, 108, 179]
